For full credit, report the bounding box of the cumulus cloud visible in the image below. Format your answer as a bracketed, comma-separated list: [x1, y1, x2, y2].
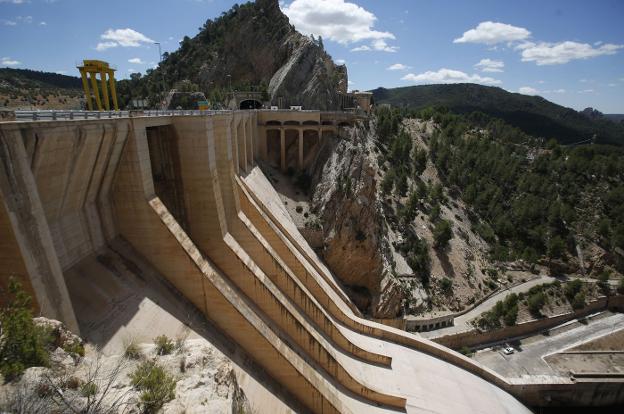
[0, 0, 29, 3]
[401, 68, 501, 85]
[454, 21, 530, 45]
[518, 86, 538, 95]
[2, 20, 17, 26]
[128, 57, 145, 64]
[335, 59, 346, 65]
[96, 28, 154, 51]
[282, 0, 394, 44]
[1, 57, 21, 66]
[387, 63, 408, 71]
[282, 0, 398, 52]
[520, 41, 623, 65]
[474, 58, 504, 72]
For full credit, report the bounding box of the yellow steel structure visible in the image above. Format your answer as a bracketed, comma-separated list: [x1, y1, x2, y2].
[77, 60, 119, 111]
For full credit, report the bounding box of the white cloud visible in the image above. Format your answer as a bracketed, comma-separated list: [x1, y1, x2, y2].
[350, 45, 370, 52]
[335, 58, 346, 65]
[474, 58, 504, 73]
[454, 21, 530, 45]
[521, 41, 623, 65]
[370, 39, 398, 52]
[578, 89, 594, 93]
[537, 80, 545, 84]
[95, 41, 118, 51]
[2, 20, 17, 26]
[128, 57, 145, 64]
[16, 15, 32, 23]
[0, 0, 29, 3]
[54, 70, 67, 74]
[401, 68, 501, 85]
[39, 21, 46, 26]
[1, 57, 21, 66]
[387, 63, 408, 71]
[518, 86, 538, 95]
[128, 68, 136, 73]
[96, 28, 154, 51]
[282, 0, 394, 44]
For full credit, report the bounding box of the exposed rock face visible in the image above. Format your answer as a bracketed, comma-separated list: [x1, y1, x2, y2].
[0, 318, 250, 414]
[156, 0, 347, 110]
[310, 124, 403, 318]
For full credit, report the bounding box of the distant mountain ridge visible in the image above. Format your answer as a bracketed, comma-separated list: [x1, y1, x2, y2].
[0, 68, 82, 91]
[371, 84, 624, 145]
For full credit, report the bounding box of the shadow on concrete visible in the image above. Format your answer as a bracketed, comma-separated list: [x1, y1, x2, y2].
[63, 237, 310, 414]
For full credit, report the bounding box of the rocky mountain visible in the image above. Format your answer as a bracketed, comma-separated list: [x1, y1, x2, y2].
[372, 83, 624, 146]
[121, 0, 347, 109]
[287, 105, 624, 320]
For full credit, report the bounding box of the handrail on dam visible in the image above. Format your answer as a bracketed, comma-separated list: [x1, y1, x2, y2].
[9, 108, 368, 122]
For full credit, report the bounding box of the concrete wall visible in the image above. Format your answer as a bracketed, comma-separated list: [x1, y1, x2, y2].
[5, 112, 618, 412]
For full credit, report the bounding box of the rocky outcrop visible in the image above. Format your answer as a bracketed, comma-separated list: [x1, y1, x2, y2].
[309, 124, 403, 318]
[155, 0, 347, 110]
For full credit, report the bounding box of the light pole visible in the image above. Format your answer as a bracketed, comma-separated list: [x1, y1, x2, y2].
[154, 42, 167, 108]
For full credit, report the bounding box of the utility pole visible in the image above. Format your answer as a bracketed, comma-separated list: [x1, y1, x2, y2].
[154, 42, 166, 109]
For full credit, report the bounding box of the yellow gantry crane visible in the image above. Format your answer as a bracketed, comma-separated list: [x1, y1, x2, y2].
[77, 60, 119, 111]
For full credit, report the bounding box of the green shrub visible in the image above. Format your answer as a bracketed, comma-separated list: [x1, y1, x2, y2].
[0, 278, 50, 381]
[571, 292, 586, 310]
[503, 304, 518, 326]
[527, 292, 546, 317]
[440, 277, 453, 295]
[433, 219, 453, 249]
[154, 335, 174, 356]
[130, 361, 177, 413]
[80, 381, 98, 398]
[564, 279, 583, 300]
[125, 342, 142, 360]
[458, 346, 472, 357]
[597, 271, 610, 294]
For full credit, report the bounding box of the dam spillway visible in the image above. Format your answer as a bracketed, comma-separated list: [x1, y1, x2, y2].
[0, 110, 538, 413]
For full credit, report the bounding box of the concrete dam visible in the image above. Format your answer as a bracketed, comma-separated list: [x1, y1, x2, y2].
[0, 110, 605, 413]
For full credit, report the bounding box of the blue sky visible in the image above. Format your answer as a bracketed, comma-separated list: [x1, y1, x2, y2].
[1, 0, 623, 112]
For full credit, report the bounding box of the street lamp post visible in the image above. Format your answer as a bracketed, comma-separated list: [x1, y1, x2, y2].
[154, 42, 167, 109]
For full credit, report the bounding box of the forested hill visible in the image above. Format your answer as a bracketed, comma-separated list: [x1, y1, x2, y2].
[0, 68, 82, 91]
[372, 84, 624, 146]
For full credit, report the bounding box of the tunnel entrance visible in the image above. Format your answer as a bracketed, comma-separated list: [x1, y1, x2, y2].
[239, 99, 262, 110]
[146, 125, 188, 231]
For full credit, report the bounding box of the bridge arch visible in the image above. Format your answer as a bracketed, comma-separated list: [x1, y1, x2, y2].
[240, 99, 262, 110]
[283, 120, 300, 126]
[266, 120, 281, 126]
[303, 120, 319, 126]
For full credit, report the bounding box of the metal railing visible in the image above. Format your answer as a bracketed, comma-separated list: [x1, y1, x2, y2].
[11, 108, 367, 122]
[15, 110, 129, 121]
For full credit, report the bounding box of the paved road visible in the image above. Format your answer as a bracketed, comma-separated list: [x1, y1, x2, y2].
[421, 274, 555, 338]
[472, 312, 624, 377]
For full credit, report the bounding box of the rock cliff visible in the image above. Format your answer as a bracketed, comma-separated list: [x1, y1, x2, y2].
[150, 0, 347, 110]
[309, 123, 404, 318]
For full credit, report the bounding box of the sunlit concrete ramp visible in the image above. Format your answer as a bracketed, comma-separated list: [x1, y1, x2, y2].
[0, 111, 534, 413]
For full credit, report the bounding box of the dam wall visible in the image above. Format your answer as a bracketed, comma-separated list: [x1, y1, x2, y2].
[1, 110, 613, 412]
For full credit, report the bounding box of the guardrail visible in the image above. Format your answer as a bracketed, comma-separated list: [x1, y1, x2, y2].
[10, 108, 367, 122]
[15, 110, 130, 121]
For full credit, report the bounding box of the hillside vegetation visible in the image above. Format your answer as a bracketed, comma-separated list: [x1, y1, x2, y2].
[372, 84, 624, 146]
[0, 68, 82, 110]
